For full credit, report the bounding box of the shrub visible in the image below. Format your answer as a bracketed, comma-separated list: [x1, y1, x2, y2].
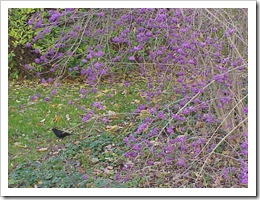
[11, 8, 248, 188]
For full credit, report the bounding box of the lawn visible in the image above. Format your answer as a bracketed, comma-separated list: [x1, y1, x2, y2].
[8, 77, 168, 187]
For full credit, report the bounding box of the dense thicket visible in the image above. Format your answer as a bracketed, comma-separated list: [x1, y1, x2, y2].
[9, 8, 248, 187]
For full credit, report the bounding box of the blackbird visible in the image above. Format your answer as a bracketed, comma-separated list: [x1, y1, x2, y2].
[52, 128, 71, 138]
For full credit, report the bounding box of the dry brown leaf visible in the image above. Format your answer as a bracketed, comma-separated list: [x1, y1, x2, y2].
[101, 89, 110, 93]
[85, 149, 92, 154]
[54, 115, 61, 122]
[137, 110, 150, 119]
[37, 122, 44, 126]
[93, 168, 103, 175]
[107, 110, 118, 119]
[134, 99, 140, 104]
[52, 151, 60, 155]
[107, 166, 113, 170]
[105, 125, 123, 133]
[76, 166, 85, 174]
[10, 107, 16, 112]
[107, 110, 116, 116]
[73, 141, 81, 145]
[195, 121, 206, 129]
[14, 142, 28, 149]
[37, 147, 48, 152]
[170, 96, 176, 101]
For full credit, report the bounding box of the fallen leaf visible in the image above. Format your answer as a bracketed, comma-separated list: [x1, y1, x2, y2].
[134, 99, 140, 104]
[121, 90, 127, 95]
[76, 166, 85, 174]
[54, 115, 61, 122]
[105, 157, 114, 162]
[93, 168, 103, 175]
[51, 150, 60, 155]
[10, 107, 16, 112]
[66, 114, 70, 121]
[74, 141, 81, 145]
[14, 142, 28, 149]
[154, 162, 162, 165]
[170, 96, 176, 101]
[91, 158, 99, 164]
[107, 110, 118, 119]
[107, 110, 116, 116]
[37, 147, 48, 152]
[157, 172, 167, 178]
[107, 166, 113, 170]
[96, 91, 105, 98]
[150, 140, 161, 146]
[37, 122, 44, 126]
[101, 89, 110, 93]
[195, 121, 206, 129]
[137, 110, 150, 119]
[104, 144, 113, 150]
[95, 129, 103, 133]
[104, 168, 114, 175]
[105, 125, 123, 133]
[85, 149, 92, 154]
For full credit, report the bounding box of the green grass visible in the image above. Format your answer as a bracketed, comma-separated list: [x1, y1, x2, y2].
[8, 78, 148, 187]
[8, 73, 182, 188]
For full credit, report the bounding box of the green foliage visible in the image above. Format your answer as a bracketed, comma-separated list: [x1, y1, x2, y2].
[8, 8, 37, 47]
[8, 8, 38, 79]
[8, 158, 87, 188]
[8, 51, 19, 79]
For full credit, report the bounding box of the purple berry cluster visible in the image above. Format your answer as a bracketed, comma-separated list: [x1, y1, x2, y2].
[23, 8, 248, 188]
